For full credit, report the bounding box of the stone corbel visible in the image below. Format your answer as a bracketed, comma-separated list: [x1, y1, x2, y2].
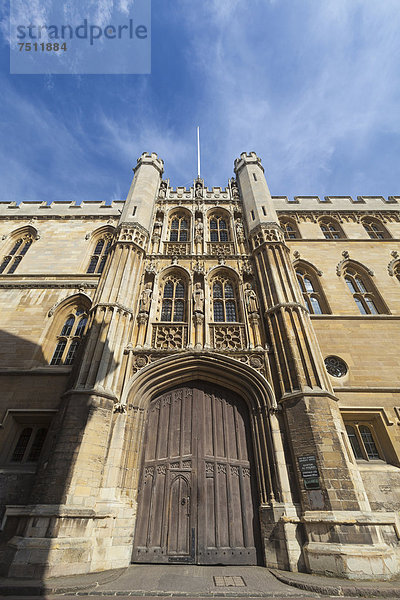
[387, 251, 399, 276]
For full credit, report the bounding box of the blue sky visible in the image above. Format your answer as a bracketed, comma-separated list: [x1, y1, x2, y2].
[0, 0, 399, 201]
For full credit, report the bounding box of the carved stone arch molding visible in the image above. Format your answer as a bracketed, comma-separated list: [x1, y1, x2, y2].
[2, 224, 40, 241]
[293, 258, 323, 277]
[388, 251, 400, 276]
[47, 291, 92, 317]
[336, 251, 374, 277]
[85, 224, 116, 241]
[123, 351, 276, 411]
[120, 352, 290, 517]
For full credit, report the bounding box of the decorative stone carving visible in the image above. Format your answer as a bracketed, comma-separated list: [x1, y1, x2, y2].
[211, 325, 245, 351]
[251, 223, 285, 248]
[118, 223, 148, 249]
[113, 402, 127, 414]
[192, 260, 205, 274]
[388, 251, 400, 276]
[207, 242, 234, 256]
[193, 282, 204, 313]
[152, 324, 187, 350]
[145, 259, 158, 274]
[240, 257, 253, 275]
[244, 283, 258, 314]
[194, 219, 203, 242]
[158, 180, 168, 199]
[230, 178, 240, 199]
[139, 282, 153, 313]
[195, 180, 203, 199]
[336, 250, 374, 277]
[165, 242, 189, 256]
[152, 219, 163, 238]
[235, 218, 245, 241]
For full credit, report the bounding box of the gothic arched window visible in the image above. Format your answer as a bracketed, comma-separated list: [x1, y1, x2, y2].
[169, 214, 190, 242]
[160, 278, 186, 322]
[280, 218, 301, 240]
[319, 218, 345, 240]
[87, 232, 113, 274]
[296, 266, 329, 314]
[0, 230, 34, 274]
[50, 307, 89, 365]
[209, 214, 230, 242]
[344, 266, 385, 314]
[211, 277, 239, 322]
[362, 218, 390, 240]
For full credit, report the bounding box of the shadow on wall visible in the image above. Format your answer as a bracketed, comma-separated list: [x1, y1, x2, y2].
[0, 326, 120, 579]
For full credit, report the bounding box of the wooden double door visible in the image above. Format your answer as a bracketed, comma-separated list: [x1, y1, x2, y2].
[132, 382, 261, 565]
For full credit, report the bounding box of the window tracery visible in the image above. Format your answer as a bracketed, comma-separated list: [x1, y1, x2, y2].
[211, 276, 239, 322]
[343, 266, 384, 314]
[169, 214, 190, 242]
[362, 218, 390, 240]
[87, 233, 113, 274]
[209, 214, 230, 242]
[160, 276, 187, 322]
[319, 218, 345, 239]
[295, 265, 328, 314]
[50, 307, 89, 365]
[279, 218, 301, 240]
[0, 231, 34, 274]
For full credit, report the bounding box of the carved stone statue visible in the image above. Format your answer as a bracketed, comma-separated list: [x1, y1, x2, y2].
[193, 282, 204, 313]
[159, 181, 167, 199]
[194, 218, 204, 241]
[195, 181, 203, 199]
[139, 282, 153, 313]
[235, 218, 245, 240]
[153, 219, 163, 237]
[244, 283, 258, 314]
[231, 178, 240, 199]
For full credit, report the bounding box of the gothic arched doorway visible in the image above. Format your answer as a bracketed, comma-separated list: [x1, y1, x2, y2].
[132, 382, 261, 565]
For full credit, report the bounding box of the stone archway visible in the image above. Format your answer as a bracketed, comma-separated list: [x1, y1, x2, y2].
[122, 352, 301, 571]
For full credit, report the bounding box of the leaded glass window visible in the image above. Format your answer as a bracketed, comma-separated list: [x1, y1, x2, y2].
[0, 232, 34, 274]
[169, 215, 190, 242]
[319, 219, 344, 240]
[161, 279, 186, 322]
[50, 308, 88, 366]
[362, 219, 389, 240]
[87, 234, 113, 274]
[212, 279, 238, 322]
[344, 268, 383, 315]
[209, 215, 230, 242]
[296, 268, 327, 314]
[280, 219, 300, 239]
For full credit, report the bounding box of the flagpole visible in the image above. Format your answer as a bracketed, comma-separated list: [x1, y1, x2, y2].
[197, 126, 201, 179]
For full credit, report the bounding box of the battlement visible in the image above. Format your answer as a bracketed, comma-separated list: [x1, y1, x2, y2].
[272, 195, 400, 211]
[166, 185, 230, 198]
[234, 151, 264, 174]
[0, 200, 124, 218]
[134, 152, 164, 175]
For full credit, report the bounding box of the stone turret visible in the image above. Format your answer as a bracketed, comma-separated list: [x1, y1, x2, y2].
[119, 152, 164, 231]
[234, 151, 278, 231]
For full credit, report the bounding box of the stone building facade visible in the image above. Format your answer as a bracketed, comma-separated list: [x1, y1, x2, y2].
[0, 152, 399, 580]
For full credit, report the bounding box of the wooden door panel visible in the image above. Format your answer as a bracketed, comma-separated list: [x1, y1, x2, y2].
[132, 382, 260, 565]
